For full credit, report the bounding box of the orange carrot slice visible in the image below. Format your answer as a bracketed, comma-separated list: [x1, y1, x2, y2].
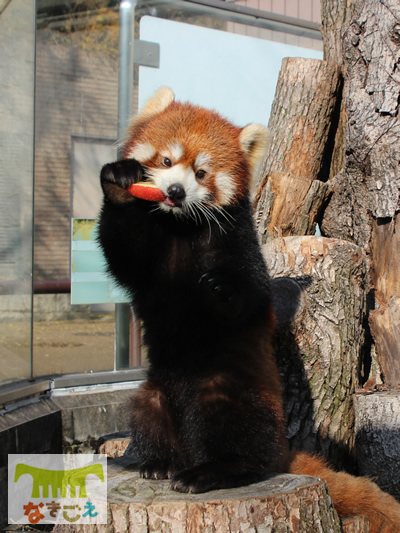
[127, 181, 166, 202]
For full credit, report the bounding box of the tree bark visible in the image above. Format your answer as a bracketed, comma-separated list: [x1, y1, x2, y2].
[53, 457, 344, 533]
[320, 0, 400, 387]
[369, 296, 400, 387]
[264, 236, 367, 471]
[342, 516, 370, 533]
[254, 57, 341, 242]
[354, 391, 400, 500]
[255, 171, 329, 243]
[320, 0, 356, 67]
[321, 0, 400, 242]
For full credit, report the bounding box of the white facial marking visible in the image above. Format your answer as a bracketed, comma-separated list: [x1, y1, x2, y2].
[215, 171, 237, 206]
[195, 152, 210, 169]
[169, 142, 184, 162]
[129, 142, 156, 163]
[148, 163, 209, 213]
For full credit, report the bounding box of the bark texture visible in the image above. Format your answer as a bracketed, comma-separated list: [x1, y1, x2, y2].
[342, 516, 370, 533]
[369, 296, 400, 387]
[254, 57, 341, 242]
[318, 0, 400, 387]
[53, 457, 344, 533]
[320, 0, 356, 66]
[318, 0, 400, 497]
[263, 236, 367, 471]
[354, 392, 400, 500]
[255, 171, 329, 242]
[321, 0, 400, 244]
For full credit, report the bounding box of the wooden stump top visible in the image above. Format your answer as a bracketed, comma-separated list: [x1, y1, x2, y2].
[101, 457, 343, 532]
[53, 455, 368, 532]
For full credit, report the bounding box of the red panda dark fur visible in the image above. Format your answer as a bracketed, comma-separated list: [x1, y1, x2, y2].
[98, 88, 400, 531]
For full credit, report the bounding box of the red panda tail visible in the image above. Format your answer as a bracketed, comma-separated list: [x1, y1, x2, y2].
[288, 451, 400, 532]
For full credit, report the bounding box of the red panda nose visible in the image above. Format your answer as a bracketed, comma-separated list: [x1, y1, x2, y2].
[167, 184, 186, 203]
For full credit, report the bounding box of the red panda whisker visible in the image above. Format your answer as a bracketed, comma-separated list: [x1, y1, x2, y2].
[185, 202, 201, 226]
[196, 202, 226, 238]
[198, 202, 233, 234]
[193, 202, 213, 242]
[214, 206, 236, 228]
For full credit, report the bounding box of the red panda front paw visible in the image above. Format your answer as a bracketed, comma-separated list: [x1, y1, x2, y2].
[200, 273, 243, 321]
[100, 159, 144, 205]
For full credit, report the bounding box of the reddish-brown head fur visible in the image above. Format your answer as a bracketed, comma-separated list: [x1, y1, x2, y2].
[121, 88, 269, 213]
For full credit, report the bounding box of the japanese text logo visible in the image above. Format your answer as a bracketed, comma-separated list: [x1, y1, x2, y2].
[8, 454, 107, 525]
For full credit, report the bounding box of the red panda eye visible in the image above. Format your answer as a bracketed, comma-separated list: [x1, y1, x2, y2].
[196, 169, 206, 179]
[162, 157, 172, 168]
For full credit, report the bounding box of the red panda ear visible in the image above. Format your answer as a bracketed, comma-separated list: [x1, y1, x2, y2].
[239, 124, 270, 177]
[137, 86, 175, 121]
[122, 88, 175, 154]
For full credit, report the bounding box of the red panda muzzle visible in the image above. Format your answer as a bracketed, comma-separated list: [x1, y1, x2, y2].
[166, 183, 186, 207]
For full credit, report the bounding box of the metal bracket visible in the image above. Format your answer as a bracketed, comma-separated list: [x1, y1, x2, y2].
[134, 39, 160, 68]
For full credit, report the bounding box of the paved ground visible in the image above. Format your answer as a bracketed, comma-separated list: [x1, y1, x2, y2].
[0, 314, 116, 382]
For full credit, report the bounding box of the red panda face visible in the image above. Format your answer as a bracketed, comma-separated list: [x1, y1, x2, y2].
[121, 88, 269, 218]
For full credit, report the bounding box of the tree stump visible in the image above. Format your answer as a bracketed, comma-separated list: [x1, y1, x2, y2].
[263, 236, 367, 471]
[53, 457, 345, 533]
[354, 391, 400, 501]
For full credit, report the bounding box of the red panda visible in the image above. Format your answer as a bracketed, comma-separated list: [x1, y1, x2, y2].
[98, 87, 400, 531]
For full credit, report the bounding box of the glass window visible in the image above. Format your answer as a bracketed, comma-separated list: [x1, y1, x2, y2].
[0, 0, 35, 385]
[1, 0, 322, 396]
[32, 1, 120, 378]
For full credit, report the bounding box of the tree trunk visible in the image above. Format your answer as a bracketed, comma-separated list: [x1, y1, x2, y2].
[354, 391, 400, 500]
[320, 0, 356, 67]
[254, 57, 341, 242]
[53, 457, 345, 533]
[308, 0, 400, 502]
[264, 236, 367, 471]
[320, 0, 400, 386]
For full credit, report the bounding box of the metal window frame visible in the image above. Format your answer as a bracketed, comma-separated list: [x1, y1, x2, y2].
[139, 0, 321, 40]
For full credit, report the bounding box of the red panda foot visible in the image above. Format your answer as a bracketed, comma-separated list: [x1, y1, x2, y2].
[170, 463, 264, 493]
[140, 461, 176, 480]
[170, 465, 217, 493]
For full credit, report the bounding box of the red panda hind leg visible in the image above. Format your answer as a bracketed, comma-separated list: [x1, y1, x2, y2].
[128, 381, 183, 480]
[288, 451, 400, 532]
